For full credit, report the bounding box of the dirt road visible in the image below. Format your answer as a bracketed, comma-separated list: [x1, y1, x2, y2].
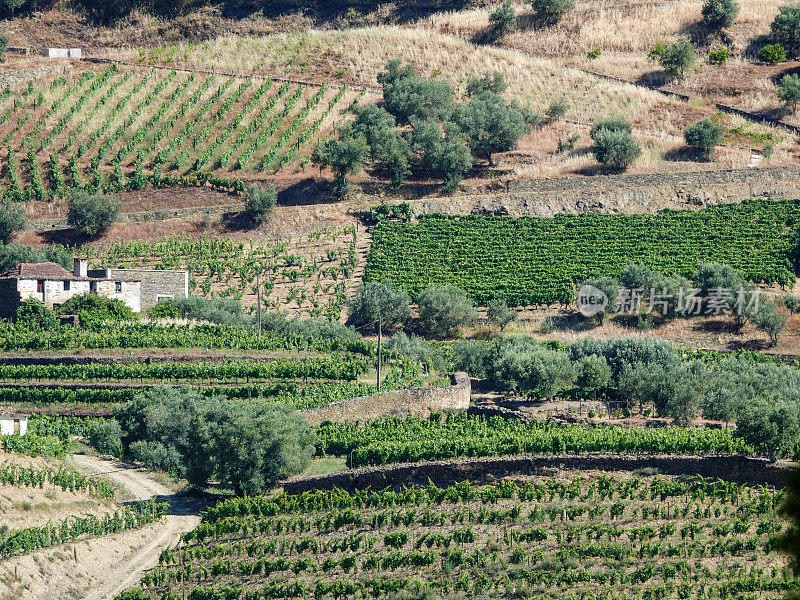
[71, 454, 201, 600]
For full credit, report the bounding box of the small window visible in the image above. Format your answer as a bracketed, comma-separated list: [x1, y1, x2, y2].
[90, 281, 97, 293]
[157, 295, 173, 303]
[36, 280, 44, 293]
[115, 281, 122, 293]
[63, 280, 70, 291]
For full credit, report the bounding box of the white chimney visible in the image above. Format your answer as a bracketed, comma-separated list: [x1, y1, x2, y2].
[74, 258, 87, 278]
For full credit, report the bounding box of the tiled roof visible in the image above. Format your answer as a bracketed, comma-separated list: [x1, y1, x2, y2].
[0, 262, 93, 281]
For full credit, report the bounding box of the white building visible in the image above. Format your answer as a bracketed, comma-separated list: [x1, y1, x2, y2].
[0, 412, 28, 436]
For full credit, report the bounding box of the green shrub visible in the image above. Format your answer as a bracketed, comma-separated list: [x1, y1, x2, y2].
[759, 43, 787, 63]
[701, 0, 738, 32]
[708, 47, 730, 64]
[587, 48, 601, 59]
[0, 34, 8, 63]
[86, 419, 123, 457]
[488, 2, 516, 40]
[147, 296, 246, 327]
[545, 97, 569, 119]
[592, 128, 641, 171]
[385, 331, 446, 371]
[66, 190, 121, 237]
[648, 41, 667, 61]
[466, 71, 508, 97]
[56, 294, 137, 326]
[0, 203, 26, 244]
[530, 0, 575, 25]
[417, 285, 478, 339]
[16, 299, 58, 330]
[684, 118, 724, 161]
[245, 184, 277, 223]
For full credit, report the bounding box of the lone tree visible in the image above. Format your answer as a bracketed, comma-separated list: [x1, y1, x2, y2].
[701, 0, 739, 32]
[660, 38, 696, 78]
[245, 184, 277, 223]
[487, 298, 517, 331]
[530, 0, 575, 25]
[684, 118, 724, 161]
[313, 127, 369, 198]
[778, 74, 800, 113]
[348, 280, 411, 330]
[771, 3, 800, 57]
[67, 190, 121, 238]
[0, 34, 8, 63]
[488, 1, 517, 40]
[0, 203, 26, 244]
[417, 285, 478, 338]
[590, 118, 640, 171]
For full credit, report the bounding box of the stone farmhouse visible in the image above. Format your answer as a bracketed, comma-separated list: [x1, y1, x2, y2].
[0, 258, 189, 320]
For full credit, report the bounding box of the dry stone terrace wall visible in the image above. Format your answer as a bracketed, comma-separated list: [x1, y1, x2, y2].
[284, 453, 793, 493]
[301, 372, 471, 426]
[418, 166, 800, 217]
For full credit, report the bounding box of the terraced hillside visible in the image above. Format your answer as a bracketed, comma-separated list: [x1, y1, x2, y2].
[124, 475, 797, 600]
[365, 198, 800, 305]
[0, 65, 359, 201]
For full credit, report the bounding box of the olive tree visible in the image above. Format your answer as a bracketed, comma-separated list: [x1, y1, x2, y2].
[245, 184, 277, 223]
[661, 38, 697, 78]
[684, 118, 724, 161]
[455, 92, 529, 166]
[530, 0, 575, 25]
[735, 398, 800, 461]
[771, 3, 800, 57]
[575, 354, 611, 402]
[701, 0, 739, 32]
[590, 119, 641, 171]
[417, 285, 478, 338]
[778, 74, 800, 112]
[313, 127, 369, 198]
[67, 190, 121, 237]
[348, 280, 411, 330]
[488, 2, 517, 40]
[0, 203, 26, 244]
[487, 298, 517, 331]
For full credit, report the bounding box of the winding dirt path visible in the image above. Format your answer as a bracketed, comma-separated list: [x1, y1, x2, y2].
[71, 454, 202, 600]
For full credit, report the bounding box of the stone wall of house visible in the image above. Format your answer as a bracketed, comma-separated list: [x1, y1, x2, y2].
[302, 373, 471, 426]
[284, 453, 792, 493]
[18, 278, 92, 309]
[91, 269, 188, 312]
[0, 279, 19, 321]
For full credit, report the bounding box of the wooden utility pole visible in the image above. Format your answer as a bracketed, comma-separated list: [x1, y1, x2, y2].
[256, 268, 262, 340]
[376, 315, 382, 391]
